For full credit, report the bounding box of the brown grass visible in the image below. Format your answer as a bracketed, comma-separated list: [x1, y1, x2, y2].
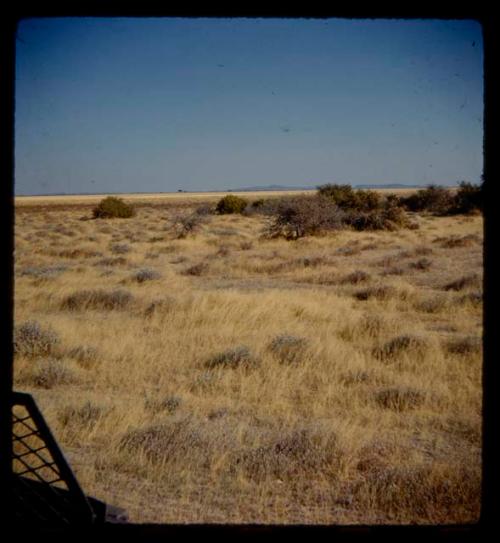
[13, 196, 483, 524]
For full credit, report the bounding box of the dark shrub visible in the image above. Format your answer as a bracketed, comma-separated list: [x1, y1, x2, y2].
[14, 321, 59, 358]
[400, 185, 454, 214]
[92, 197, 136, 219]
[265, 196, 344, 240]
[451, 181, 483, 214]
[251, 198, 265, 208]
[110, 243, 130, 254]
[216, 194, 248, 214]
[183, 262, 209, 276]
[132, 268, 162, 283]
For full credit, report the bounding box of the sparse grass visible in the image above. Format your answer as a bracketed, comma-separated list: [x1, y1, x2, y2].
[13, 195, 483, 525]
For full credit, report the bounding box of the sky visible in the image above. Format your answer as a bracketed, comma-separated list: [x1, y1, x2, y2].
[14, 17, 484, 195]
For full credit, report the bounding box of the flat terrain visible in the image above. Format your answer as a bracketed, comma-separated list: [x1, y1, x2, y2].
[13, 194, 482, 524]
[15, 188, 422, 206]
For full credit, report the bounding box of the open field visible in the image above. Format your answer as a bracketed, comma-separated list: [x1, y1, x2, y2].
[13, 194, 482, 524]
[15, 187, 425, 207]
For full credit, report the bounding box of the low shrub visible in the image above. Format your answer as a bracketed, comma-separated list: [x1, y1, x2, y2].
[19, 265, 68, 279]
[132, 268, 162, 283]
[267, 334, 309, 364]
[216, 194, 248, 214]
[14, 321, 59, 358]
[318, 184, 381, 211]
[340, 270, 371, 285]
[92, 197, 136, 219]
[409, 258, 432, 271]
[29, 359, 77, 389]
[446, 336, 482, 355]
[61, 289, 133, 311]
[171, 212, 207, 239]
[373, 334, 430, 361]
[110, 243, 130, 254]
[59, 401, 104, 428]
[374, 386, 426, 411]
[354, 285, 396, 301]
[444, 274, 481, 292]
[183, 262, 209, 276]
[205, 346, 258, 370]
[145, 395, 182, 414]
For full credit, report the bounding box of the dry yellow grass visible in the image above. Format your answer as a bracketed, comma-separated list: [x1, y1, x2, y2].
[13, 195, 482, 524]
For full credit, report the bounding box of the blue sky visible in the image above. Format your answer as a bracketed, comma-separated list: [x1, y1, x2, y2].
[15, 17, 483, 195]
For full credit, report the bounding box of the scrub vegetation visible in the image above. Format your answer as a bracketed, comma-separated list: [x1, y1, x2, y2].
[13, 186, 482, 524]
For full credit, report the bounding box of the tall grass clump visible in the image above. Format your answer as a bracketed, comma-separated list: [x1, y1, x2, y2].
[92, 197, 136, 219]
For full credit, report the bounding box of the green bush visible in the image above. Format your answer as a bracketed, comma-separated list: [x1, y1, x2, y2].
[92, 196, 136, 219]
[216, 194, 248, 214]
[317, 184, 380, 211]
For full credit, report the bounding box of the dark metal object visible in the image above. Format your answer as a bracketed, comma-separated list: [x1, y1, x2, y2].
[11, 391, 127, 526]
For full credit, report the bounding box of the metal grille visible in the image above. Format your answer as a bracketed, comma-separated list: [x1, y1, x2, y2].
[11, 392, 96, 525]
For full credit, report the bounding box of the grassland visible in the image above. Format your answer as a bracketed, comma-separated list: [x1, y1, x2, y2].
[13, 191, 483, 524]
